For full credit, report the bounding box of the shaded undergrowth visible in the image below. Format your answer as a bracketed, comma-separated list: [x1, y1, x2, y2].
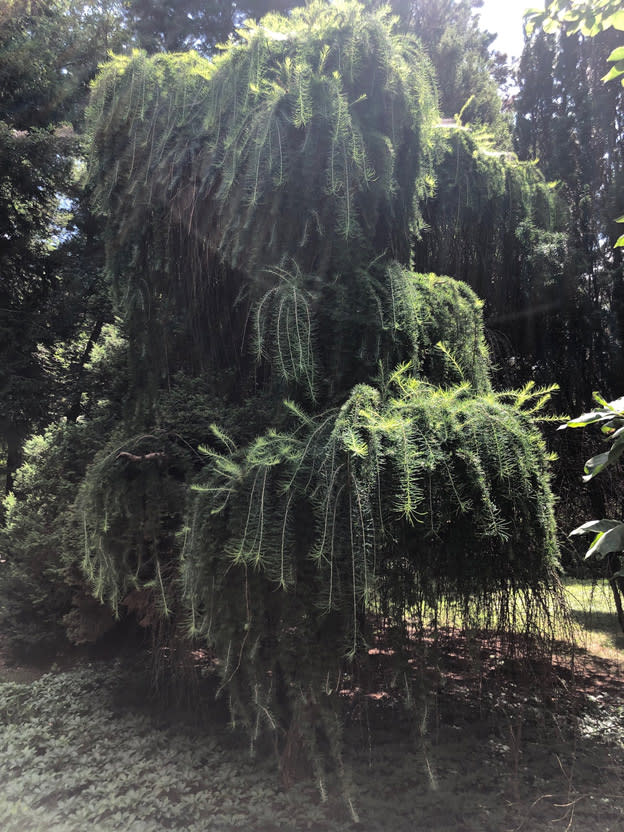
[0, 606, 623, 832]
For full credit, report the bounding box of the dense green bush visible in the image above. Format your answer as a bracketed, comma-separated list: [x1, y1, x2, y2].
[0, 325, 127, 654]
[0, 420, 109, 654]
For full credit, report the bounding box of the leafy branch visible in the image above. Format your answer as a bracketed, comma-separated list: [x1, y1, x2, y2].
[559, 393, 624, 629]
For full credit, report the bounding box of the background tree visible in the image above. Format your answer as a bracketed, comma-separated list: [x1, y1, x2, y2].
[514, 6, 624, 409]
[0, 1, 77, 494]
[519, 1, 624, 583]
[511, 0, 624, 567]
[411, 126, 568, 379]
[123, 0, 295, 54]
[0, 0, 132, 495]
[389, 0, 513, 142]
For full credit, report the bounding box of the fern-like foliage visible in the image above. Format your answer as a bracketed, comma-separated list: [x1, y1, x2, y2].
[412, 127, 568, 366]
[84, 2, 439, 410]
[64, 0, 565, 799]
[252, 262, 318, 400]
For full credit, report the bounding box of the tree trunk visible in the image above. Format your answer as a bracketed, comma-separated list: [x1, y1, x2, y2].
[66, 319, 104, 422]
[606, 553, 624, 634]
[4, 423, 22, 495]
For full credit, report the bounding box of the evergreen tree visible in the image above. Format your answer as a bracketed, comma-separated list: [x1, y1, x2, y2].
[514, 21, 624, 409]
[520, 0, 624, 580]
[1, 1, 74, 493]
[412, 127, 568, 377]
[123, 0, 296, 54]
[390, 0, 512, 142]
[72, 1, 561, 787]
[0, 0, 307, 496]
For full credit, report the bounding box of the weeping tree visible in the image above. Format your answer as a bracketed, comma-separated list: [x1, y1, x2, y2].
[411, 126, 569, 382]
[36, 0, 563, 792]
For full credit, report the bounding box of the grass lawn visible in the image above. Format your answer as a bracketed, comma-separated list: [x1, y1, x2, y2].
[0, 579, 622, 831]
[563, 578, 624, 661]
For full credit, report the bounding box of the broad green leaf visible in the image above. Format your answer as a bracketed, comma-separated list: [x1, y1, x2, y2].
[586, 523, 624, 559]
[592, 392, 610, 408]
[615, 233, 624, 248]
[582, 436, 624, 481]
[580, 13, 596, 36]
[608, 395, 624, 411]
[615, 215, 624, 223]
[523, 10, 545, 36]
[560, 410, 612, 428]
[605, 9, 624, 30]
[562, 9, 581, 23]
[582, 451, 610, 481]
[608, 46, 624, 62]
[563, 395, 624, 431]
[607, 433, 624, 464]
[586, 531, 606, 556]
[543, 17, 561, 33]
[592, 393, 624, 414]
[570, 519, 622, 536]
[600, 419, 624, 434]
[602, 63, 624, 82]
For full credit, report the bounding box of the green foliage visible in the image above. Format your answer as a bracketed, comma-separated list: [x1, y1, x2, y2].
[0, 665, 338, 831]
[0, 0, 129, 492]
[0, 0, 122, 129]
[84, 2, 438, 400]
[525, 1, 624, 40]
[387, 267, 492, 393]
[2, 653, 624, 831]
[0, 327, 127, 654]
[391, 0, 513, 143]
[77, 265, 499, 612]
[516, 0, 624, 587]
[0, 421, 111, 654]
[77, 287, 559, 786]
[72, 1, 564, 785]
[123, 0, 297, 55]
[182, 370, 558, 626]
[561, 393, 624, 522]
[87, 3, 436, 274]
[560, 393, 624, 630]
[0, 119, 76, 491]
[615, 213, 624, 248]
[412, 127, 568, 369]
[515, 1, 624, 407]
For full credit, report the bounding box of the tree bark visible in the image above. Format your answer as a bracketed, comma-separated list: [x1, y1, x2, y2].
[66, 319, 104, 422]
[606, 553, 624, 634]
[4, 423, 22, 495]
